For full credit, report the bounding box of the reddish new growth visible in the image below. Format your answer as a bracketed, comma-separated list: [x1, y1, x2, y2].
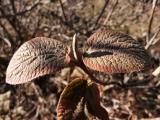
[6, 28, 150, 120]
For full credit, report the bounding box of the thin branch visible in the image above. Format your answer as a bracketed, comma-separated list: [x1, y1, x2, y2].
[146, 0, 158, 42]
[9, 0, 17, 14]
[0, 37, 12, 47]
[0, 21, 14, 45]
[31, 17, 42, 38]
[59, 0, 68, 22]
[0, 1, 40, 41]
[141, 117, 160, 120]
[124, 76, 153, 88]
[9, 0, 24, 40]
[94, 0, 110, 27]
[145, 27, 160, 49]
[152, 65, 160, 77]
[0, 1, 40, 18]
[50, 11, 86, 35]
[0, 7, 23, 40]
[103, 0, 118, 25]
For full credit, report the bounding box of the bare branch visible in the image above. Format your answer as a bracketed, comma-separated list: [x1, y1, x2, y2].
[0, 1, 40, 18]
[146, 0, 158, 42]
[0, 21, 14, 45]
[94, 0, 110, 27]
[145, 27, 160, 49]
[0, 37, 12, 47]
[9, 0, 17, 14]
[141, 117, 160, 120]
[59, 0, 68, 22]
[103, 0, 118, 25]
[152, 65, 160, 77]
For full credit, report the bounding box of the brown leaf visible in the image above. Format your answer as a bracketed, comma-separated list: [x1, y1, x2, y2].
[72, 97, 87, 120]
[85, 82, 109, 120]
[83, 28, 150, 74]
[56, 78, 87, 120]
[6, 37, 70, 84]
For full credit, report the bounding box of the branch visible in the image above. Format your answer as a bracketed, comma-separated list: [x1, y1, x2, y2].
[0, 37, 12, 47]
[152, 65, 160, 77]
[94, 0, 110, 28]
[9, 0, 17, 14]
[59, 0, 68, 22]
[103, 0, 118, 25]
[0, 7, 23, 40]
[50, 11, 87, 35]
[145, 27, 160, 49]
[0, 21, 14, 46]
[146, 0, 158, 42]
[0, 1, 40, 18]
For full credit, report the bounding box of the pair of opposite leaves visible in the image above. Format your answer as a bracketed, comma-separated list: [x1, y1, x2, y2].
[6, 28, 150, 84]
[57, 78, 109, 120]
[6, 28, 150, 120]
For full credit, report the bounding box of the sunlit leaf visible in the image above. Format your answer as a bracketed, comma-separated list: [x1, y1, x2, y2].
[85, 82, 109, 120]
[83, 28, 150, 74]
[6, 37, 70, 84]
[56, 78, 87, 120]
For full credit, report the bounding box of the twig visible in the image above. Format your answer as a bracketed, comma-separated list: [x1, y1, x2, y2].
[0, 37, 12, 47]
[0, 21, 14, 45]
[31, 17, 42, 38]
[146, 0, 158, 42]
[103, 0, 118, 25]
[50, 11, 86, 35]
[145, 27, 160, 49]
[124, 76, 153, 88]
[141, 117, 160, 120]
[9, 0, 17, 14]
[0, 1, 40, 41]
[0, 1, 40, 18]
[9, 0, 24, 41]
[152, 65, 160, 77]
[59, 0, 68, 22]
[94, 0, 110, 28]
[0, 6, 23, 40]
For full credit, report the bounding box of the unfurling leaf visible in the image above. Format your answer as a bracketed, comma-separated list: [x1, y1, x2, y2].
[83, 28, 150, 74]
[6, 37, 70, 84]
[57, 78, 87, 120]
[85, 82, 109, 120]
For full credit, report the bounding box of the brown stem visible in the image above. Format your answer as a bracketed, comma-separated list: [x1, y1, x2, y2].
[59, 0, 68, 22]
[94, 0, 109, 28]
[103, 0, 118, 25]
[0, 2, 40, 18]
[145, 27, 160, 49]
[146, 0, 158, 42]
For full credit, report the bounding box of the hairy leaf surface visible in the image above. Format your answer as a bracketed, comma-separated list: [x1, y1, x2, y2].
[83, 28, 150, 73]
[6, 37, 70, 84]
[57, 78, 87, 120]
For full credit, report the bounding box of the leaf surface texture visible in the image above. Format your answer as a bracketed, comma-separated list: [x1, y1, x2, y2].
[6, 37, 70, 84]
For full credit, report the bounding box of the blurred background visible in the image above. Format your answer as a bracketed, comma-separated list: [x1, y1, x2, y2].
[0, 0, 160, 119]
